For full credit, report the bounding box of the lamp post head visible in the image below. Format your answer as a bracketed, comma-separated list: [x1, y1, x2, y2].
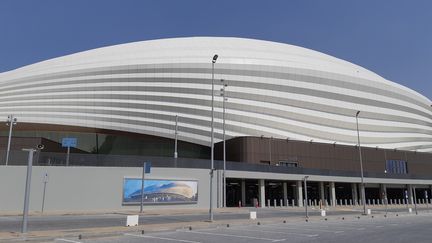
[212, 54, 218, 63]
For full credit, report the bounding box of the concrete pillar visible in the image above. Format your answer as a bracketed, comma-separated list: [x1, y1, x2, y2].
[283, 182, 288, 206]
[380, 184, 387, 200]
[296, 180, 303, 207]
[259, 179, 265, 207]
[241, 179, 246, 207]
[351, 183, 358, 205]
[407, 184, 414, 205]
[330, 182, 336, 207]
[319, 182, 325, 203]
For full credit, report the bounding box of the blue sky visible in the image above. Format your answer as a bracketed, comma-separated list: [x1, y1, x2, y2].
[1, 0, 431, 100]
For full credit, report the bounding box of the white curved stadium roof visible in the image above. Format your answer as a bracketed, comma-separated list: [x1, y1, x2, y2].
[0, 37, 431, 152]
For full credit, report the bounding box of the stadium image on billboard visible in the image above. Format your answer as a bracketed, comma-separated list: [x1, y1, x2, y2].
[122, 178, 198, 205]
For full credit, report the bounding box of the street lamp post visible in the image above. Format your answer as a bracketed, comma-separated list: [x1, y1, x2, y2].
[5, 115, 17, 166]
[209, 54, 218, 222]
[303, 176, 309, 218]
[220, 79, 228, 207]
[355, 111, 367, 215]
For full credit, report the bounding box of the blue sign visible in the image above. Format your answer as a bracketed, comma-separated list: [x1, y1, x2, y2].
[144, 162, 152, 174]
[62, 138, 77, 148]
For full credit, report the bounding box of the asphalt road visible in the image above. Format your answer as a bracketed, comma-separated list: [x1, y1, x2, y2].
[0, 207, 430, 233]
[53, 213, 432, 243]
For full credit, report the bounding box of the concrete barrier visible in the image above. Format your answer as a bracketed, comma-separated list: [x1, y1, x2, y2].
[126, 215, 139, 227]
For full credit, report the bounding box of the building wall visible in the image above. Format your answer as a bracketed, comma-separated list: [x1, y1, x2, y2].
[0, 166, 214, 212]
[216, 137, 432, 176]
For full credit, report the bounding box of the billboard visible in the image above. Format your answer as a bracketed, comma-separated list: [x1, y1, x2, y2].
[123, 178, 198, 205]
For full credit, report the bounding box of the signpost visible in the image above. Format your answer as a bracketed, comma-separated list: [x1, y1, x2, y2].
[140, 162, 151, 213]
[425, 190, 429, 212]
[62, 138, 77, 166]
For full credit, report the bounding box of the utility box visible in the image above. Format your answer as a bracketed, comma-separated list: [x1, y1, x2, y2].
[126, 215, 139, 226]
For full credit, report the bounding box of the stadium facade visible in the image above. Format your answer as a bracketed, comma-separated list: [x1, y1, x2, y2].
[0, 37, 431, 212]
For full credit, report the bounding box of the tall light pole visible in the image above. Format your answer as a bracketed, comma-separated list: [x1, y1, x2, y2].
[209, 54, 218, 222]
[355, 111, 367, 215]
[220, 79, 228, 207]
[5, 115, 17, 166]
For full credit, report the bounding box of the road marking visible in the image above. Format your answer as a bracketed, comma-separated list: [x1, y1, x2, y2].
[269, 222, 359, 230]
[125, 233, 202, 243]
[55, 239, 81, 243]
[262, 225, 344, 234]
[229, 227, 318, 237]
[376, 225, 384, 228]
[178, 230, 286, 242]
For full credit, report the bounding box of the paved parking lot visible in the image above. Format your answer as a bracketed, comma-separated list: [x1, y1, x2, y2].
[54, 213, 432, 243]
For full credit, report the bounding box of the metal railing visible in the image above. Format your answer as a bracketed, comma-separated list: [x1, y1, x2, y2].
[1, 150, 432, 180]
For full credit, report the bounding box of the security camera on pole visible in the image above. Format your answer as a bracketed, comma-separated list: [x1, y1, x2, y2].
[21, 144, 44, 233]
[5, 115, 17, 166]
[209, 54, 218, 222]
[355, 111, 367, 215]
[220, 79, 228, 208]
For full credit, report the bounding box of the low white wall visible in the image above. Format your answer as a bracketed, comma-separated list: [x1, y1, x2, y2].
[0, 166, 213, 212]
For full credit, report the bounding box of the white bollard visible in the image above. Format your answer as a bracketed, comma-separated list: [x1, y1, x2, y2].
[408, 208, 412, 213]
[367, 209, 371, 215]
[126, 215, 139, 227]
[250, 211, 257, 220]
[267, 199, 271, 207]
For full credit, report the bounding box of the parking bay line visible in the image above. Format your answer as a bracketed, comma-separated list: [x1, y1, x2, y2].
[125, 233, 202, 243]
[177, 230, 286, 242]
[261, 225, 344, 234]
[55, 239, 82, 243]
[227, 227, 318, 237]
[267, 222, 361, 231]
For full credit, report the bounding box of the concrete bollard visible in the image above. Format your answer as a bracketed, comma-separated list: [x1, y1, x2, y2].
[126, 215, 139, 227]
[267, 199, 270, 207]
[367, 199, 370, 205]
[350, 199, 352, 206]
[292, 199, 295, 207]
[344, 199, 347, 206]
[321, 210, 326, 217]
[280, 199, 283, 207]
[373, 199, 375, 206]
[250, 211, 257, 220]
[314, 199, 317, 207]
[274, 199, 277, 207]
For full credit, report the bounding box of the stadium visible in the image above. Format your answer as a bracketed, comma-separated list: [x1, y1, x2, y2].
[0, 37, 431, 211]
